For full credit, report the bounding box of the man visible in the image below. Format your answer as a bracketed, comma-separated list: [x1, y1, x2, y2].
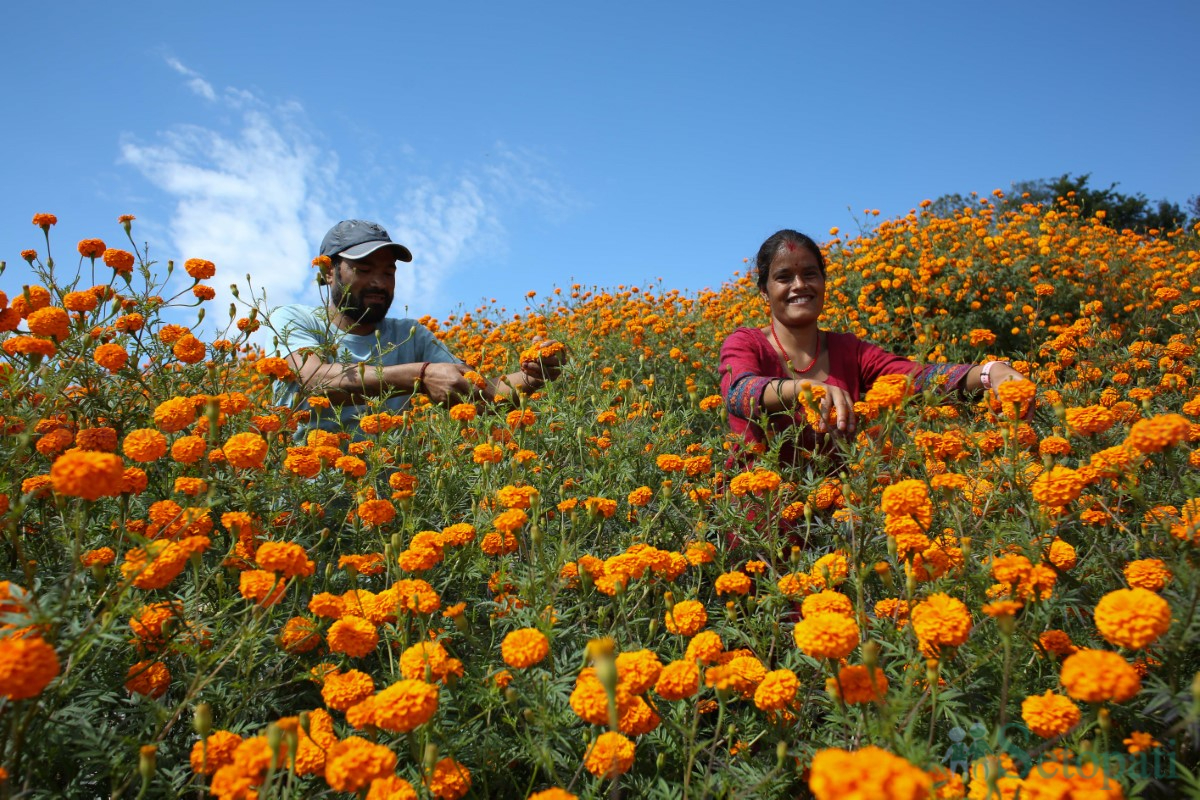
[269, 219, 560, 433]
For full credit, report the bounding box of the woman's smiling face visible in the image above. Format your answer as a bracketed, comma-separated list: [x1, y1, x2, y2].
[760, 244, 825, 328]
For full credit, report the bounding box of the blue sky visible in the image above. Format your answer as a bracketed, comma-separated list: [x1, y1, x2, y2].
[3, 1, 1197, 327]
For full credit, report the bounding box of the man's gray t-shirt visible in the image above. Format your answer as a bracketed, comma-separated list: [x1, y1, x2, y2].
[268, 304, 461, 433]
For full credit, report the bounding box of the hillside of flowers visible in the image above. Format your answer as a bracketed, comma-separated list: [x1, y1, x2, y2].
[0, 194, 1197, 799]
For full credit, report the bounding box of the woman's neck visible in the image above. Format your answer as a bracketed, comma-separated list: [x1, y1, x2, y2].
[769, 319, 820, 355]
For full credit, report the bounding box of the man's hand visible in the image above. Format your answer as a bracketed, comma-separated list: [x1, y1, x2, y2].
[420, 363, 473, 404]
[519, 338, 568, 383]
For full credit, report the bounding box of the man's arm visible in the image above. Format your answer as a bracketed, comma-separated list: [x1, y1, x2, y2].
[285, 353, 471, 405]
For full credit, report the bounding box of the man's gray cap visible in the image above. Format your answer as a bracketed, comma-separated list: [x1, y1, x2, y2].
[320, 220, 413, 262]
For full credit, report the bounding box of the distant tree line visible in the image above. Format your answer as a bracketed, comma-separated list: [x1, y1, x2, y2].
[929, 173, 1198, 233]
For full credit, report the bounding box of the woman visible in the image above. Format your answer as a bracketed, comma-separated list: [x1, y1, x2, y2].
[719, 229, 1028, 467]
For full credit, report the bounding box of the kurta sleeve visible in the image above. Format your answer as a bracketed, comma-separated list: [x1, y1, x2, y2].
[856, 338, 974, 397]
[719, 329, 777, 420]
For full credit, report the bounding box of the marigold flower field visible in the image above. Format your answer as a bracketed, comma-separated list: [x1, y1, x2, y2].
[0, 195, 1198, 798]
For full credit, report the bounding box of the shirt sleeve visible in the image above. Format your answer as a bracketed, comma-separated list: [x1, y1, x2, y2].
[404, 322, 463, 365]
[857, 338, 973, 396]
[719, 329, 776, 420]
[268, 305, 324, 356]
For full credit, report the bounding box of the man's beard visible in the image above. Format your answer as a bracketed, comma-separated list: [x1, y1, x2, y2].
[332, 279, 392, 326]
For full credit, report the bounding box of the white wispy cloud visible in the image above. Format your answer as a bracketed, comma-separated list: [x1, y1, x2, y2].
[120, 56, 575, 337]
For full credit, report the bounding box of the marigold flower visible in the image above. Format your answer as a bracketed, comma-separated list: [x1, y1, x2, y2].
[753, 668, 799, 711]
[327, 616, 379, 658]
[1021, 758, 1122, 799]
[32, 213, 57, 228]
[399, 640, 462, 684]
[152, 397, 197, 433]
[910, 593, 972, 656]
[802, 590, 853, 618]
[2, 336, 56, 358]
[255, 541, 315, 578]
[793, 612, 859, 660]
[82, 546, 116, 567]
[654, 659, 699, 700]
[104, 248, 135, 274]
[627, 486, 653, 506]
[808, 746, 930, 800]
[811, 551, 849, 587]
[425, 757, 471, 799]
[77, 238, 106, 258]
[685, 631, 724, 664]
[829, 664, 888, 704]
[714, 571, 752, 596]
[728, 467, 781, 496]
[122, 428, 168, 463]
[1020, 690, 1080, 738]
[583, 732, 635, 779]
[1030, 465, 1086, 511]
[1060, 649, 1141, 703]
[0, 634, 60, 700]
[528, 790, 577, 800]
[239, 570, 286, 607]
[325, 736, 398, 792]
[614, 649, 662, 694]
[1126, 413, 1191, 454]
[880, 479, 933, 529]
[184, 258, 217, 280]
[172, 334, 206, 364]
[367, 775, 419, 800]
[75, 426, 117, 452]
[1093, 588, 1171, 650]
[501, 627, 550, 669]
[49, 449, 124, 501]
[189, 729, 243, 775]
[26, 307, 70, 340]
[222, 432, 267, 470]
[1124, 558, 1171, 592]
[125, 659, 170, 698]
[92, 343, 129, 372]
[279, 617, 322, 654]
[583, 496, 617, 518]
[665, 599, 707, 636]
[1064, 404, 1116, 435]
[357, 499, 396, 527]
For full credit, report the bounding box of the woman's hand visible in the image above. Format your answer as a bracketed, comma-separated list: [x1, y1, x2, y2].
[985, 362, 1035, 420]
[795, 380, 857, 436]
[520, 338, 568, 383]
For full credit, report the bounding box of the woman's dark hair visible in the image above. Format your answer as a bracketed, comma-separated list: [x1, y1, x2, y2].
[755, 229, 826, 291]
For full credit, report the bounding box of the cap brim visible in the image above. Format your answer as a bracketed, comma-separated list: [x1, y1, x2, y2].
[339, 241, 413, 262]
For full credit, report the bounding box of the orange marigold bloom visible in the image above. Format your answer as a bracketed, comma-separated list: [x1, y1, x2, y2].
[1030, 466, 1086, 511]
[990, 553, 1033, 586]
[82, 546, 116, 567]
[223, 432, 268, 470]
[1020, 690, 1080, 738]
[49, 449, 124, 501]
[802, 590, 853, 618]
[1124, 559, 1171, 592]
[93, 342, 128, 372]
[122, 428, 168, 463]
[778, 571, 819, 599]
[125, 659, 170, 698]
[327, 616, 379, 658]
[448, 403, 477, 422]
[495, 484, 539, 509]
[321, 668, 376, 711]
[1047, 539, 1076, 571]
[256, 541, 315, 578]
[501, 628, 550, 669]
[32, 213, 57, 228]
[153, 397, 197, 433]
[492, 508, 528, 534]
[367, 775, 419, 800]
[184, 258, 216, 280]
[1093, 588, 1171, 650]
[103, 248, 135, 275]
[1060, 649, 1141, 703]
[325, 737, 398, 793]
[753, 668, 799, 711]
[279, 617, 322, 654]
[77, 238, 107, 258]
[0, 634, 60, 700]
[685, 631, 725, 664]
[583, 496, 617, 518]
[26, 307, 70, 340]
[190, 730, 243, 775]
[3, 336, 56, 358]
[880, 479, 933, 529]
[793, 612, 859, 660]
[995, 378, 1036, 417]
[425, 757, 471, 800]
[1021, 758, 1122, 799]
[583, 732, 635, 780]
[399, 641, 462, 684]
[910, 593, 972, 657]
[472, 442, 504, 464]
[239, 570, 286, 606]
[811, 551, 849, 587]
[627, 486, 653, 506]
[1064, 405, 1116, 436]
[75, 426, 117, 452]
[357, 499, 396, 527]
[654, 659, 699, 700]
[1126, 413, 1191, 454]
[615, 649, 662, 695]
[173, 334, 206, 363]
[829, 665, 888, 704]
[714, 571, 752, 596]
[665, 599, 707, 636]
[728, 467, 782, 496]
[656, 454, 684, 472]
[808, 746, 930, 800]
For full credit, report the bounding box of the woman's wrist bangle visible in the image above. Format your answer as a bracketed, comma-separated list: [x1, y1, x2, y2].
[416, 362, 430, 389]
[980, 361, 1006, 390]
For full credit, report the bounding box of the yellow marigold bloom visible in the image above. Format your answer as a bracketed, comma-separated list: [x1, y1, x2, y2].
[492, 508, 528, 534]
[1093, 588, 1171, 650]
[829, 664, 888, 704]
[324, 736, 397, 793]
[714, 571, 751, 596]
[808, 746, 931, 800]
[1060, 649, 1141, 703]
[685, 631, 724, 664]
[1030, 466, 1085, 510]
[1126, 413, 1191, 454]
[501, 628, 550, 669]
[152, 397, 197, 434]
[425, 757, 471, 799]
[654, 659, 699, 700]
[910, 593, 972, 657]
[223, 432, 268, 470]
[1020, 690, 1080, 738]
[793, 612, 859, 660]
[49, 449, 124, 501]
[811, 551, 849, 587]
[1124, 558, 1171, 592]
[125, 659, 170, 698]
[0, 633, 60, 700]
[122, 428, 168, 463]
[802, 590, 853, 618]
[615, 649, 662, 695]
[327, 616, 379, 658]
[880, 479, 933, 529]
[189, 729, 242, 775]
[665, 599, 707, 636]
[753, 668, 799, 711]
[1020, 758, 1122, 799]
[255, 541, 315, 578]
[778, 571, 818, 599]
[1047, 539, 1076, 571]
[583, 732, 635, 779]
